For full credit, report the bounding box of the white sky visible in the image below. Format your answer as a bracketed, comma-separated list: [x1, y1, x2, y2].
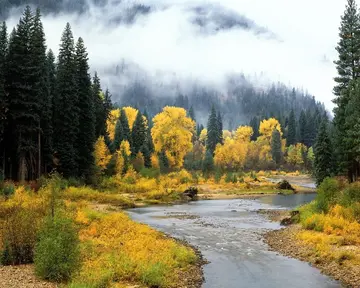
[6, 0, 347, 110]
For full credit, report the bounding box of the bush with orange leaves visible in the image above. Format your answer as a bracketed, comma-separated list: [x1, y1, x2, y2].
[71, 211, 198, 287]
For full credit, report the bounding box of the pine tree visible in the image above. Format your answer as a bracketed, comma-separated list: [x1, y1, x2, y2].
[113, 119, 123, 151]
[0, 21, 7, 175]
[131, 110, 146, 157]
[92, 72, 104, 138]
[119, 108, 131, 142]
[333, 0, 360, 180]
[206, 106, 219, 154]
[44, 49, 56, 173]
[216, 111, 223, 145]
[31, 8, 49, 177]
[314, 121, 333, 185]
[299, 110, 306, 145]
[75, 37, 95, 179]
[271, 129, 282, 165]
[286, 109, 296, 146]
[6, 6, 40, 181]
[333, 0, 360, 97]
[53, 23, 78, 178]
[140, 144, 151, 168]
[249, 116, 259, 141]
[188, 106, 195, 121]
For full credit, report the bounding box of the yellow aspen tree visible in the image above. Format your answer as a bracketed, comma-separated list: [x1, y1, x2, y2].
[94, 136, 111, 171]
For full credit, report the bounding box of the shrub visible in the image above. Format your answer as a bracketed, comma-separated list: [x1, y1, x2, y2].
[340, 182, 360, 207]
[0, 182, 15, 199]
[315, 177, 341, 213]
[214, 169, 222, 184]
[225, 172, 233, 183]
[140, 167, 161, 179]
[34, 215, 80, 282]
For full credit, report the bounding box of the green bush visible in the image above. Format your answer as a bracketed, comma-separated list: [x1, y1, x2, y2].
[0, 183, 15, 198]
[214, 169, 222, 184]
[34, 215, 80, 282]
[315, 177, 341, 212]
[340, 182, 360, 207]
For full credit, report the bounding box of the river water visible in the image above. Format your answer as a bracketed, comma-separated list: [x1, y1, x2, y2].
[128, 193, 342, 288]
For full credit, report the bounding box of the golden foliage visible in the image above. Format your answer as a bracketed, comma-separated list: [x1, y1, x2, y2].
[74, 212, 197, 287]
[199, 128, 207, 145]
[235, 126, 253, 142]
[214, 138, 248, 170]
[106, 109, 120, 141]
[151, 106, 195, 168]
[286, 143, 307, 165]
[122, 106, 138, 130]
[223, 130, 233, 140]
[151, 153, 160, 169]
[94, 136, 111, 171]
[259, 118, 282, 140]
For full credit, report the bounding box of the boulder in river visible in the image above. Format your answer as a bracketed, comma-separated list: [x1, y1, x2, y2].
[276, 180, 295, 191]
[183, 186, 198, 200]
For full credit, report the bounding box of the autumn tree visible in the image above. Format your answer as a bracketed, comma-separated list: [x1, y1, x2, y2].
[94, 136, 111, 173]
[151, 106, 195, 168]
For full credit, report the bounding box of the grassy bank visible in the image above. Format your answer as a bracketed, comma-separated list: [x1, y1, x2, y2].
[265, 178, 360, 287]
[0, 176, 203, 288]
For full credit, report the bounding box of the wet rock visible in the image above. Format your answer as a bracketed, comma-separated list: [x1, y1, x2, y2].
[276, 180, 295, 191]
[183, 186, 198, 200]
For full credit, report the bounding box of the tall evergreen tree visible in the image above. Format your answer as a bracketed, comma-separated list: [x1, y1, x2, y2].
[216, 111, 223, 145]
[0, 22, 7, 175]
[44, 49, 56, 173]
[131, 110, 146, 157]
[333, 0, 360, 180]
[286, 109, 296, 146]
[206, 106, 218, 154]
[92, 72, 104, 138]
[113, 119, 123, 151]
[314, 120, 333, 185]
[271, 129, 282, 165]
[188, 106, 195, 121]
[53, 23, 78, 177]
[31, 8, 49, 177]
[6, 6, 40, 180]
[298, 110, 307, 145]
[119, 109, 131, 143]
[75, 37, 95, 179]
[249, 116, 259, 141]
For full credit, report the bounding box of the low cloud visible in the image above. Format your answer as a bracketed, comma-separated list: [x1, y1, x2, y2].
[4, 0, 345, 110]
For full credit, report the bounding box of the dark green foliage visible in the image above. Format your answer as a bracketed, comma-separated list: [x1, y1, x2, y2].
[53, 23, 79, 177]
[131, 110, 146, 156]
[315, 178, 341, 212]
[113, 119, 123, 151]
[159, 151, 169, 173]
[314, 121, 333, 185]
[202, 150, 214, 175]
[141, 144, 151, 168]
[298, 110, 306, 145]
[34, 215, 80, 282]
[119, 109, 131, 142]
[188, 106, 195, 121]
[0, 182, 15, 198]
[286, 109, 296, 146]
[93, 72, 104, 138]
[75, 37, 95, 180]
[216, 111, 223, 145]
[249, 116, 259, 141]
[271, 129, 282, 165]
[206, 106, 220, 154]
[0, 22, 7, 147]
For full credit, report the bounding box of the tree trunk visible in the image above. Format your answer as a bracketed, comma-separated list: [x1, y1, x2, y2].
[18, 153, 26, 183]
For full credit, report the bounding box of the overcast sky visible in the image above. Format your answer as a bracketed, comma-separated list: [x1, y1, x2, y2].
[6, 0, 346, 110]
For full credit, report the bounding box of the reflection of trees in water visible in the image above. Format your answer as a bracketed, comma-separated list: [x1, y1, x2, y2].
[259, 193, 316, 208]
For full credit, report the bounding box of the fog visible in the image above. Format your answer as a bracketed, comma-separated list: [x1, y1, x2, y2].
[5, 0, 345, 109]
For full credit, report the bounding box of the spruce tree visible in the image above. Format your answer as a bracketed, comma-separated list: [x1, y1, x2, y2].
[6, 6, 40, 180]
[53, 23, 78, 178]
[75, 37, 95, 179]
[271, 129, 282, 165]
[92, 72, 104, 138]
[131, 111, 146, 157]
[299, 110, 307, 145]
[188, 106, 195, 121]
[140, 143, 151, 168]
[314, 121, 333, 185]
[216, 111, 223, 145]
[31, 8, 49, 177]
[113, 119, 123, 151]
[333, 0, 360, 180]
[119, 108, 131, 142]
[206, 106, 219, 154]
[249, 116, 259, 141]
[286, 109, 296, 146]
[0, 21, 7, 172]
[44, 49, 56, 173]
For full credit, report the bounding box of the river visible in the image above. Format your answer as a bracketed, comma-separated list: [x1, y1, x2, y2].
[128, 193, 342, 288]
